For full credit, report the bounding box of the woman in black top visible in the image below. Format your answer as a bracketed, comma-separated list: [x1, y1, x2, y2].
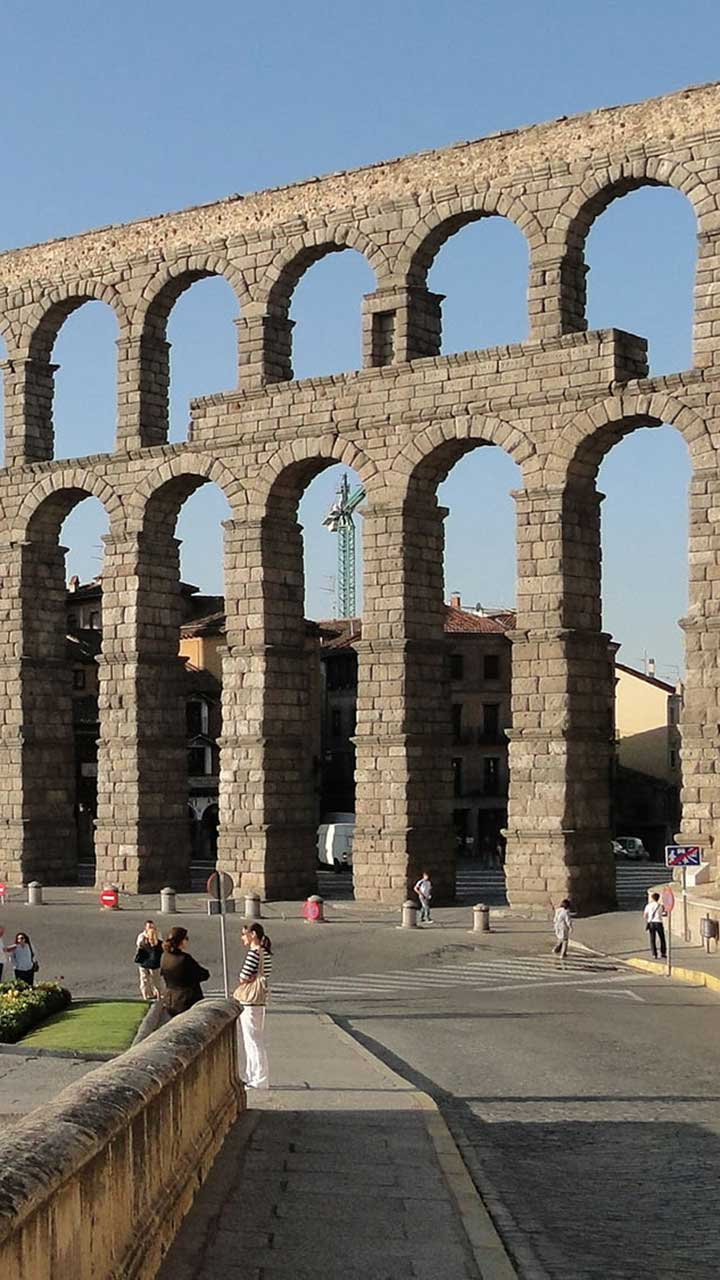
[159, 927, 210, 1018]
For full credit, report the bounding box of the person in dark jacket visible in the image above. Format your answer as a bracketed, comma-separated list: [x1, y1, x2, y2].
[159, 927, 209, 1017]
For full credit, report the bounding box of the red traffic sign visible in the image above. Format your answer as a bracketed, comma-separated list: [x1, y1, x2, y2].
[661, 886, 675, 914]
[207, 871, 234, 901]
[100, 887, 119, 909]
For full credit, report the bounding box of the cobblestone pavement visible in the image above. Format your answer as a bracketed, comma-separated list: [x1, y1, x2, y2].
[341, 972, 720, 1280]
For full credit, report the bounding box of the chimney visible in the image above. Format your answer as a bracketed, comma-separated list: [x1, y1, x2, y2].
[647, 657, 656, 677]
[450, 592, 462, 609]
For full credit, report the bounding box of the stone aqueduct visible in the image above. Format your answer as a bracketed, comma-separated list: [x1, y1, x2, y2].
[1, 81, 719, 909]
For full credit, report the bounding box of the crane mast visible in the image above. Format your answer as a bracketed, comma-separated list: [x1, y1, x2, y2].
[322, 474, 366, 617]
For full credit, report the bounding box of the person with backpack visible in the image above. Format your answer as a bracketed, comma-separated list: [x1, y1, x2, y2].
[643, 892, 667, 960]
[234, 923, 273, 1089]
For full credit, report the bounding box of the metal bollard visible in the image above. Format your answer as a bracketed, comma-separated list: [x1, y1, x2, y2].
[160, 886, 176, 914]
[303, 894, 325, 923]
[473, 903, 490, 933]
[401, 900, 418, 929]
[244, 893, 262, 920]
[27, 881, 43, 906]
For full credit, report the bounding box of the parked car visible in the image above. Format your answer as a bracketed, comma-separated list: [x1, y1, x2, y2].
[613, 836, 650, 861]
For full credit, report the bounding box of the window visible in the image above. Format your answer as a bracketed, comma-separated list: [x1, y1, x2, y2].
[68, 613, 79, 633]
[452, 704, 463, 742]
[452, 757, 463, 797]
[483, 757, 500, 796]
[483, 703, 500, 737]
[331, 709, 343, 738]
[669, 749, 678, 770]
[326, 653, 358, 691]
[73, 668, 86, 690]
[89, 611, 100, 630]
[450, 653, 464, 681]
[186, 699, 209, 737]
[188, 745, 212, 776]
[483, 653, 500, 681]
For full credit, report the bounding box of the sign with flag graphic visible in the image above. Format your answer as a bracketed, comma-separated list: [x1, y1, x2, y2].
[665, 845, 702, 868]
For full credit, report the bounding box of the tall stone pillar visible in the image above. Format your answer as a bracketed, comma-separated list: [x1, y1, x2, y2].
[676, 466, 720, 863]
[506, 484, 616, 913]
[1, 357, 57, 465]
[695, 229, 720, 371]
[217, 514, 318, 898]
[527, 248, 587, 340]
[361, 287, 443, 366]
[95, 531, 190, 891]
[116, 335, 171, 450]
[235, 306, 294, 388]
[353, 496, 454, 903]
[0, 539, 76, 883]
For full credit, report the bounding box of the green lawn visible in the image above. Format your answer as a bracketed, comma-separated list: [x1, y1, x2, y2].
[21, 1001, 147, 1053]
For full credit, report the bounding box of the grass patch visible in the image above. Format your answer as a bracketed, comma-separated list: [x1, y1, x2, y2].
[21, 1001, 146, 1053]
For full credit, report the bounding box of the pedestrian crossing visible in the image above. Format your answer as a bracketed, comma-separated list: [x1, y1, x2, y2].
[263, 951, 628, 1007]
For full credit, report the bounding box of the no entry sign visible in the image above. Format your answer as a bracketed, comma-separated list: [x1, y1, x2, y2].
[100, 887, 119, 910]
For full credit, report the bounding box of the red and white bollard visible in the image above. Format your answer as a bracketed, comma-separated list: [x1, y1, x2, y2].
[303, 895, 324, 923]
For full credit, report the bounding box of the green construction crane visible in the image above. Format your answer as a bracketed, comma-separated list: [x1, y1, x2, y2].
[322, 474, 366, 618]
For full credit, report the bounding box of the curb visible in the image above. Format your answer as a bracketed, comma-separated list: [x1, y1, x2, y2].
[325, 1014, 518, 1279]
[625, 955, 720, 993]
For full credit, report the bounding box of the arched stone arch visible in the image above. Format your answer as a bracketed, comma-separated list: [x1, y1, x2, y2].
[398, 187, 543, 288]
[547, 391, 715, 486]
[254, 434, 380, 512]
[129, 254, 250, 339]
[15, 467, 125, 542]
[22, 282, 129, 361]
[390, 413, 536, 502]
[128, 451, 247, 534]
[557, 158, 709, 249]
[552, 159, 709, 336]
[258, 226, 390, 315]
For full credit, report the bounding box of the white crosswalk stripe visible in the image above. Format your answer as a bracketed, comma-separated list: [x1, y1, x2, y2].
[253, 952, 628, 1006]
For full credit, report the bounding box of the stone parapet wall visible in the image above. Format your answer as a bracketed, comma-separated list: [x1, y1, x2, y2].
[0, 1000, 244, 1279]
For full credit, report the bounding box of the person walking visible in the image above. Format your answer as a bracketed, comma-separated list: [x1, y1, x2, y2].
[235, 923, 273, 1090]
[159, 927, 209, 1018]
[552, 899, 573, 958]
[134, 920, 163, 1000]
[12, 932, 38, 985]
[643, 892, 667, 960]
[413, 871, 433, 924]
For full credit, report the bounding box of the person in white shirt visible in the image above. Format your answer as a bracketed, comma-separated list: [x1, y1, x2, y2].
[552, 899, 573, 958]
[643, 893, 667, 960]
[413, 873, 433, 924]
[12, 932, 37, 986]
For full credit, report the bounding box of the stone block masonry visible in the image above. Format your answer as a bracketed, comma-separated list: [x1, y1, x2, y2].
[0, 81, 719, 907]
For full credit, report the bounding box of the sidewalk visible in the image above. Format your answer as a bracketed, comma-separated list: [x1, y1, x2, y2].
[573, 910, 720, 993]
[156, 1007, 516, 1280]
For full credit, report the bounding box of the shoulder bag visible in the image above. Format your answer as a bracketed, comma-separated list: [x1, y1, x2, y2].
[233, 948, 268, 1006]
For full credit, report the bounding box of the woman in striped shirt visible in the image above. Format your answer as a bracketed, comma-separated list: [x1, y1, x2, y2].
[237, 922, 273, 1089]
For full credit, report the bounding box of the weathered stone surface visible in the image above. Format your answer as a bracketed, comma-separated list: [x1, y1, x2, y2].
[0, 82, 719, 906]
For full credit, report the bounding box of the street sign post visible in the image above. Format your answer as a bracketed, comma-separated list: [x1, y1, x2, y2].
[665, 846, 702, 944]
[207, 872, 234, 997]
[661, 885, 675, 978]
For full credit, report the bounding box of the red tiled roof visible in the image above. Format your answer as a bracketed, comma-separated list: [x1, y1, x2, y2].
[443, 606, 515, 634]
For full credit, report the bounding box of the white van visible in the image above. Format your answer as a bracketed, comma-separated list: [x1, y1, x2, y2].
[317, 819, 355, 872]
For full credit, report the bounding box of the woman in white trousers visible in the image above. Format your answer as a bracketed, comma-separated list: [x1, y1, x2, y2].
[236, 923, 273, 1089]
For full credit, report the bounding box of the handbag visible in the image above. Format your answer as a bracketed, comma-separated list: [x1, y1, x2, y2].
[233, 948, 268, 1006]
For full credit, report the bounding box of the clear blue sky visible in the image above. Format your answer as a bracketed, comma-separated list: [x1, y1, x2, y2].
[4, 0, 718, 676]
